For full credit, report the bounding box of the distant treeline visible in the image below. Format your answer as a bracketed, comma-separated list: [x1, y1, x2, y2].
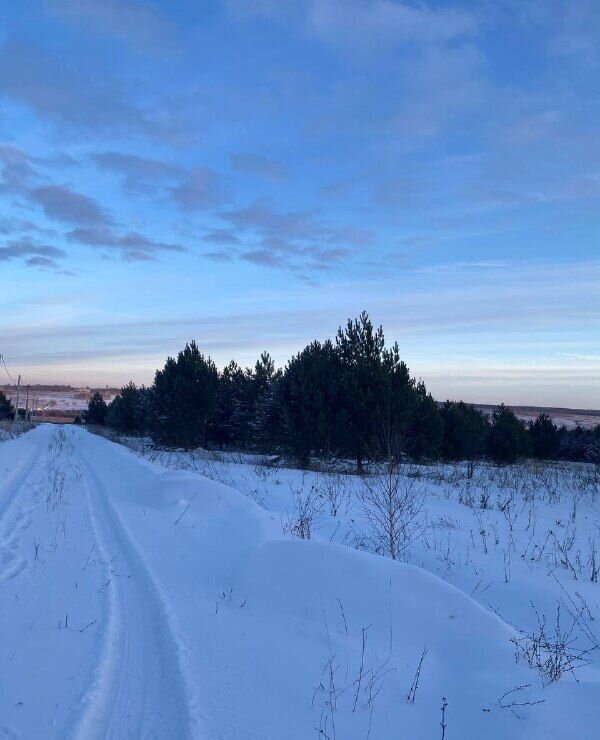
[80, 312, 599, 467]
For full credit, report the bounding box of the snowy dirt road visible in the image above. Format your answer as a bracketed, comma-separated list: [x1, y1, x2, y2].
[0, 425, 194, 740]
[74, 446, 193, 740]
[0, 425, 598, 740]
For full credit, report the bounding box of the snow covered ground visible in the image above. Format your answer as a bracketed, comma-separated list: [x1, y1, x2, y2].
[0, 425, 598, 739]
[0, 421, 35, 443]
[0, 387, 119, 413]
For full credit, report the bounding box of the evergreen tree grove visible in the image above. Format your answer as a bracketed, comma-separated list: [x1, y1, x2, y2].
[99, 313, 595, 466]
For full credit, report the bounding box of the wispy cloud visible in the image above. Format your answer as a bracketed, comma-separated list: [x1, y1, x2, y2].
[230, 152, 287, 181]
[225, 0, 478, 45]
[0, 40, 179, 139]
[0, 238, 66, 271]
[0, 145, 39, 191]
[170, 168, 224, 210]
[45, 0, 176, 54]
[30, 185, 113, 227]
[307, 0, 478, 47]
[90, 151, 182, 194]
[67, 226, 186, 261]
[218, 203, 372, 273]
[201, 229, 241, 246]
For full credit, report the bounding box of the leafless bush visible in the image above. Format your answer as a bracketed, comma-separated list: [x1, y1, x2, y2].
[356, 461, 425, 560]
[0, 420, 36, 440]
[317, 473, 350, 518]
[472, 510, 489, 555]
[86, 425, 121, 443]
[433, 516, 458, 530]
[192, 456, 236, 487]
[282, 480, 323, 539]
[313, 603, 394, 740]
[118, 435, 147, 455]
[253, 453, 281, 472]
[236, 473, 267, 508]
[498, 493, 520, 552]
[458, 483, 475, 509]
[511, 601, 598, 684]
[547, 519, 579, 579]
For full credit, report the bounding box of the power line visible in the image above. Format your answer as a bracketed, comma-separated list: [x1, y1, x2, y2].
[0, 354, 30, 422]
[0, 353, 16, 383]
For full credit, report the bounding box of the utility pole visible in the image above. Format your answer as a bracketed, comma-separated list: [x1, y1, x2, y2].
[14, 374, 21, 422]
[25, 385, 30, 421]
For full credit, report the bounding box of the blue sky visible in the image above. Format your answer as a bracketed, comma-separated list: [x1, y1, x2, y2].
[0, 0, 598, 406]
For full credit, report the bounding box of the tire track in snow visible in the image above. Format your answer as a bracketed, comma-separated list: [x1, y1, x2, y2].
[0, 438, 44, 523]
[0, 438, 45, 584]
[73, 447, 193, 740]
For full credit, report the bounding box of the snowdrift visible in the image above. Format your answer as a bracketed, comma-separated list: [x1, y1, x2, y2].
[0, 425, 597, 739]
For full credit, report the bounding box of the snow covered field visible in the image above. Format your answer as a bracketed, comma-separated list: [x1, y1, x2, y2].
[0, 425, 598, 739]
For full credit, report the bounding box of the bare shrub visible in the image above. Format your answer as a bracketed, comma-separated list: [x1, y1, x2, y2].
[357, 461, 425, 560]
[511, 601, 598, 684]
[282, 480, 323, 539]
[0, 420, 35, 440]
[547, 519, 579, 579]
[312, 603, 394, 739]
[318, 473, 350, 518]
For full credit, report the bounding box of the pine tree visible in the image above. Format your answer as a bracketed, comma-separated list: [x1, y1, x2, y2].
[405, 381, 443, 461]
[134, 386, 153, 433]
[440, 401, 489, 461]
[280, 340, 342, 465]
[335, 312, 387, 470]
[210, 360, 247, 448]
[251, 373, 283, 453]
[232, 351, 276, 449]
[85, 391, 108, 425]
[375, 342, 418, 459]
[528, 413, 559, 460]
[106, 382, 144, 433]
[0, 391, 14, 415]
[487, 404, 530, 464]
[150, 341, 218, 449]
[252, 352, 275, 396]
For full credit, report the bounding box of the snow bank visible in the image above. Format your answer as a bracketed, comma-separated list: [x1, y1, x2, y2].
[73, 428, 600, 739]
[0, 425, 597, 739]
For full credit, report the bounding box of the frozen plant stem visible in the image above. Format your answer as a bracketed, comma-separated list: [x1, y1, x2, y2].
[440, 697, 448, 740]
[406, 646, 428, 704]
[174, 493, 197, 525]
